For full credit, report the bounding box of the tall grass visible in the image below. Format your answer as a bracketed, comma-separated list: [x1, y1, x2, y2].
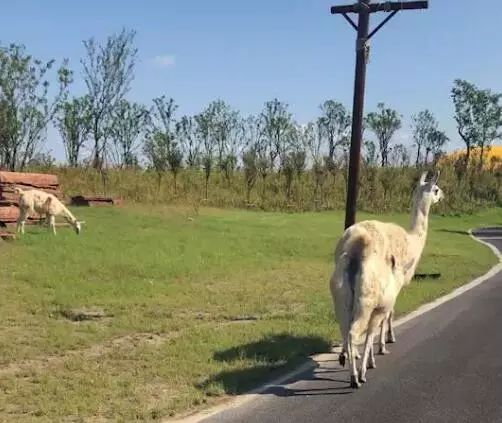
[41, 163, 502, 214]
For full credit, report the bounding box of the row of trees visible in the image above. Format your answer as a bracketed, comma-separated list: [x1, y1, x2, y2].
[1, 29, 501, 189]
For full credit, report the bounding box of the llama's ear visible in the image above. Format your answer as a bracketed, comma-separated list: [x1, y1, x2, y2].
[419, 171, 428, 186]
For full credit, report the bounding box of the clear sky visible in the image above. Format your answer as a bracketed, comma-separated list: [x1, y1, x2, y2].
[1, 0, 502, 160]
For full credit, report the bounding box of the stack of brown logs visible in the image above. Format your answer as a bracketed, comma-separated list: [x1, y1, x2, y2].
[70, 195, 122, 207]
[0, 171, 63, 226]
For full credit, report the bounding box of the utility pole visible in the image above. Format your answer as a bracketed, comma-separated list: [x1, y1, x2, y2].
[330, 1, 428, 229]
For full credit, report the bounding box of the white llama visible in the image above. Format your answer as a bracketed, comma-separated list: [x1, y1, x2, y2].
[15, 187, 83, 235]
[330, 170, 443, 388]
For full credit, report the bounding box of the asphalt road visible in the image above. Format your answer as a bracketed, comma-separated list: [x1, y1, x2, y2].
[203, 228, 502, 423]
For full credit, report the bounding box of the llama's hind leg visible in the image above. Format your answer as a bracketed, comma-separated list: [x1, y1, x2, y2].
[386, 310, 396, 343]
[347, 334, 360, 389]
[339, 340, 347, 367]
[348, 309, 373, 388]
[368, 339, 376, 369]
[339, 345, 360, 367]
[359, 332, 374, 383]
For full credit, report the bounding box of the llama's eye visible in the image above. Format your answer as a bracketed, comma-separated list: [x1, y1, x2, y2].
[434, 188, 439, 195]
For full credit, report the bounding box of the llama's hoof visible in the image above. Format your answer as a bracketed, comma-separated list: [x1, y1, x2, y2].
[378, 346, 390, 355]
[358, 372, 367, 384]
[339, 353, 346, 367]
[350, 375, 361, 389]
[355, 352, 361, 360]
[367, 360, 376, 369]
[386, 334, 396, 344]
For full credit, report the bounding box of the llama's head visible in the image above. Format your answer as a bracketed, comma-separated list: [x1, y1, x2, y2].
[73, 220, 86, 235]
[415, 170, 444, 207]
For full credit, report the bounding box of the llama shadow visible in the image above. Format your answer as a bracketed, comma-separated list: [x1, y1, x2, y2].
[436, 229, 469, 236]
[197, 334, 353, 397]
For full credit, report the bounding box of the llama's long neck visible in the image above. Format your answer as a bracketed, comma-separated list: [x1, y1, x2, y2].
[62, 205, 78, 225]
[409, 195, 432, 253]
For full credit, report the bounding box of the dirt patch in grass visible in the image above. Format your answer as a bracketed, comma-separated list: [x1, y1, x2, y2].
[0, 331, 177, 378]
[58, 308, 111, 322]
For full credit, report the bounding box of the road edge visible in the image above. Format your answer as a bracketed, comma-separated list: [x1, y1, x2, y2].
[167, 228, 502, 423]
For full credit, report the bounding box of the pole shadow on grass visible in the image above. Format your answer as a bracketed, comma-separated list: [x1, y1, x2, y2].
[197, 333, 354, 398]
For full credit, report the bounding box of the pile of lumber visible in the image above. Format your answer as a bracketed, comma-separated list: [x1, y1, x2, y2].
[71, 195, 122, 207]
[0, 171, 62, 226]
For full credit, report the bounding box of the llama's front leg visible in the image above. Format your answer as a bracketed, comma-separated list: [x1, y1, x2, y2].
[359, 332, 374, 383]
[387, 310, 396, 343]
[16, 211, 27, 235]
[379, 318, 390, 355]
[49, 215, 57, 235]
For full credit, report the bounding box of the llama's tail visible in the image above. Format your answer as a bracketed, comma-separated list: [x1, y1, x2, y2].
[343, 230, 374, 345]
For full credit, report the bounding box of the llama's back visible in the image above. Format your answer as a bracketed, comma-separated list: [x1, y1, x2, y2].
[332, 221, 404, 344]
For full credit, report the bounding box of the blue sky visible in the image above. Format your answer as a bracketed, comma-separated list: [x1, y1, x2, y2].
[1, 0, 502, 160]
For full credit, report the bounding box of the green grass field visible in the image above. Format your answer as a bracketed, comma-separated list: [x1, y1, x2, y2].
[0, 205, 500, 421]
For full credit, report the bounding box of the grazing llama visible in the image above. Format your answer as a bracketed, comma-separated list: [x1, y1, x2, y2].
[15, 187, 83, 235]
[330, 170, 444, 388]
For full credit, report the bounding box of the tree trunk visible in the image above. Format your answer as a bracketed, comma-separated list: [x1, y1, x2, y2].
[261, 174, 267, 204]
[465, 144, 471, 170]
[157, 173, 162, 195]
[479, 144, 485, 171]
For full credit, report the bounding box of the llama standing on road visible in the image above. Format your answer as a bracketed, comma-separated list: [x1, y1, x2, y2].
[15, 187, 83, 235]
[330, 171, 444, 388]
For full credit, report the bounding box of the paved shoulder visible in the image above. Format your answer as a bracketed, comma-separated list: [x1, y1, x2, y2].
[202, 228, 502, 423]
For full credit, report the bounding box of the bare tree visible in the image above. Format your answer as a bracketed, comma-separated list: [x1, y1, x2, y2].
[366, 103, 402, 167]
[204, 100, 240, 176]
[81, 28, 137, 169]
[195, 108, 214, 199]
[261, 98, 294, 169]
[146, 96, 183, 192]
[0, 43, 71, 170]
[242, 115, 264, 202]
[167, 141, 183, 194]
[55, 96, 92, 167]
[176, 115, 200, 168]
[363, 140, 377, 166]
[110, 99, 149, 168]
[411, 110, 436, 166]
[389, 143, 410, 167]
[242, 147, 258, 204]
[425, 128, 449, 165]
[302, 121, 325, 206]
[318, 100, 350, 164]
[143, 131, 170, 193]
